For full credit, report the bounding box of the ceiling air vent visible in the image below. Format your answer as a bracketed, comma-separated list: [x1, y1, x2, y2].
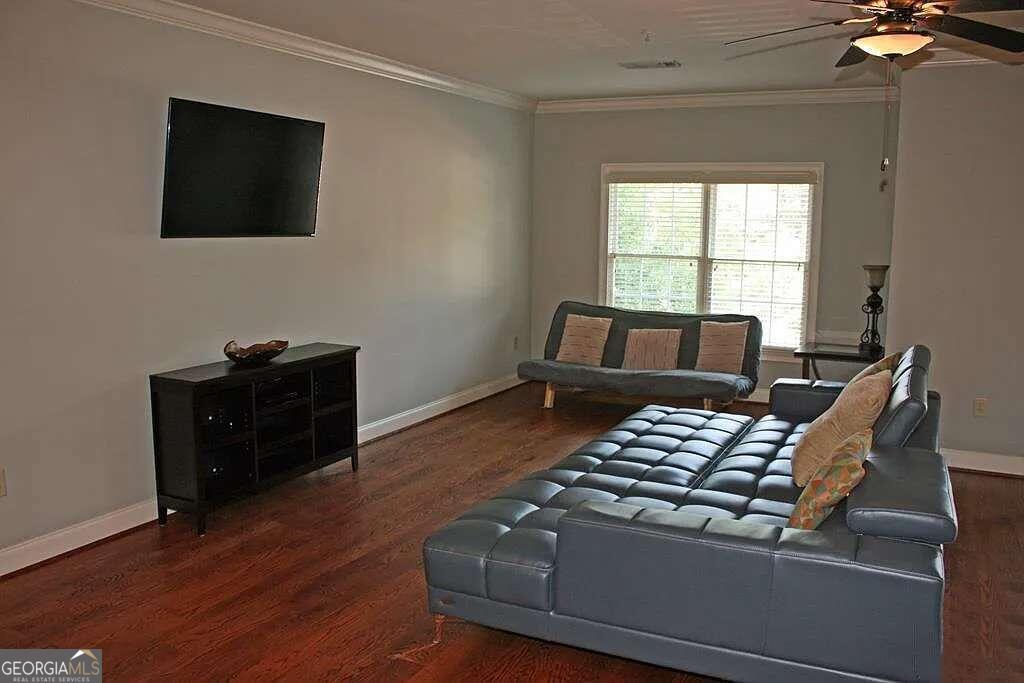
[617, 59, 682, 70]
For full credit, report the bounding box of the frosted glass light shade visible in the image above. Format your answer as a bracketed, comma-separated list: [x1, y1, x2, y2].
[852, 31, 934, 57]
[863, 265, 890, 289]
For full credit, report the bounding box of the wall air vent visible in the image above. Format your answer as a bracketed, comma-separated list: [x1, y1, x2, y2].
[617, 59, 682, 70]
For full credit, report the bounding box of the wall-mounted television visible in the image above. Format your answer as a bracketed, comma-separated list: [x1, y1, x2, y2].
[161, 98, 325, 238]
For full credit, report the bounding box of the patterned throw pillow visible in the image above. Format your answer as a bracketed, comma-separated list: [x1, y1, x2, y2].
[791, 370, 891, 486]
[694, 321, 750, 375]
[850, 352, 901, 385]
[555, 314, 612, 366]
[788, 430, 873, 530]
[622, 329, 682, 370]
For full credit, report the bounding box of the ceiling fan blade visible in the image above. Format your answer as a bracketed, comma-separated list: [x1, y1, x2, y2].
[945, 0, 1024, 11]
[920, 13, 1024, 51]
[810, 0, 895, 10]
[724, 19, 849, 45]
[835, 44, 870, 66]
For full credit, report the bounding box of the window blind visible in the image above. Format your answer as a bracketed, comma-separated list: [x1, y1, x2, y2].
[604, 168, 820, 185]
[605, 177, 816, 349]
[607, 183, 703, 313]
[705, 183, 813, 348]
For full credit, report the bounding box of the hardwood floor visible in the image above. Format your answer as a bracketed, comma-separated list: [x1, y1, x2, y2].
[1, 382, 1020, 681]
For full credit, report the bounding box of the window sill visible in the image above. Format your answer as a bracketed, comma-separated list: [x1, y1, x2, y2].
[761, 347, 801, 364]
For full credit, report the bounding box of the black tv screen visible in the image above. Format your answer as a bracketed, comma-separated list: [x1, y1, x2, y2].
[161, 98, 325, 237]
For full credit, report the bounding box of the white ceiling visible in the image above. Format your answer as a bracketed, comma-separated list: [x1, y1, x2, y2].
[180, 0, 1024, 100]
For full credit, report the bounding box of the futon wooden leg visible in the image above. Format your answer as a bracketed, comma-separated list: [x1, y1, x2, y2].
[157, 505, 168, 526]
[543, 382, 555, 409]
[703, 398, 713, 411]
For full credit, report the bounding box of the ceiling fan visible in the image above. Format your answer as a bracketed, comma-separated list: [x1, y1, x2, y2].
[726, 0, 1024, 67]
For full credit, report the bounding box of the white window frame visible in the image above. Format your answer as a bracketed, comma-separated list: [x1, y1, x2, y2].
[598, 162, 824, 363]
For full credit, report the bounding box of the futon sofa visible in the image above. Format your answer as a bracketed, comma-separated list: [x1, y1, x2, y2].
[423, 345, 955, 682]
[518, 301, 762, 408]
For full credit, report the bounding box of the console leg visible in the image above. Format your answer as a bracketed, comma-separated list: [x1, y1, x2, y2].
[196, 513, 207, 537]
[157, 505, 168, 526]
[703, 398, 714, 412]
[543, 383, 555, 409]
[351, 452, 359, 472]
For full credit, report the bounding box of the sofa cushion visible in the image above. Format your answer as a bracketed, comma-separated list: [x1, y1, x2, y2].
[791, 370, 892, 486]
[788, 430, 871, 530]
[695, 321, 749, 374]
[423, 406, 753, 610]
[694, 414, 807, 527]
[518, 360, 755, 402]
[555, 314, 612, 366]
[622, 328, 682, 370]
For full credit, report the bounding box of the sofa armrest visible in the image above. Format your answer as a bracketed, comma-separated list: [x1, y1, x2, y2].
[847, 447, 958, 544]
[555, 501, 944, 682]
[768, 378, 844, 422]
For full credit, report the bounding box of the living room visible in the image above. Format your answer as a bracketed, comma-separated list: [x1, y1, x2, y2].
[1, 0, 1021, 680]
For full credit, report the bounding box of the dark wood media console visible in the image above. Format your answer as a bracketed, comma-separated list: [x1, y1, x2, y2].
[150, 343, 359, 534]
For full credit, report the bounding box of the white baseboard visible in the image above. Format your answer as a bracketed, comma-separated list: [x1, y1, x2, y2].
[0, 373, 525, 578]
[357, 374, 523, 443]
[0, 499, 172, 577]
[942, 448, 1024, 477]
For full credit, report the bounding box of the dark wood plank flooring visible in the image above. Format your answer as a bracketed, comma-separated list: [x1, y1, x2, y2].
[1, 382, 1020, 681]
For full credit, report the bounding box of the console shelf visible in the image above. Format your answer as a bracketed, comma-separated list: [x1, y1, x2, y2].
[150, 342, 359, 535]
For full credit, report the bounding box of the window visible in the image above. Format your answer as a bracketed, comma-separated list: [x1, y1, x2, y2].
[601, 163, 821, 350]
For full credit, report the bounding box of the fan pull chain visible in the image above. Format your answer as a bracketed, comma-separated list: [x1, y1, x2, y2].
[879, 57, 894, 191]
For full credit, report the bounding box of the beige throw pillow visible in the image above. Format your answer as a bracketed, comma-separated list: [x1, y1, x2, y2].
[792, 370, 892, 486]
[622, 329, 682, 370]
[555, 314, 612, 366]
[694, 321, 749, 375]
[849, 352, 900, 385]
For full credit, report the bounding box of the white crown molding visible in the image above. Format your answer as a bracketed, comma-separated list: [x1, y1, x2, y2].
[916, 57, 991, 68]
[913, 46, 990, 69]
[72, 0, 536, 111]
[536, 86, 899, 114]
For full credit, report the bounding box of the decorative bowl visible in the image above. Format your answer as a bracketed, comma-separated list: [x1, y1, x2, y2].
[223, 340, 289, 366]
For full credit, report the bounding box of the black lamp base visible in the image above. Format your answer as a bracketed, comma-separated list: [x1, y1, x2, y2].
[860, 286, 884, 360]
[858, 342, 885, 360]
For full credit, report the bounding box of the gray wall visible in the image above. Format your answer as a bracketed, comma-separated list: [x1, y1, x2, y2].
[531, 103, 897, 386]
[0, 0, 533, 548]
[888, 65, 1024, 456]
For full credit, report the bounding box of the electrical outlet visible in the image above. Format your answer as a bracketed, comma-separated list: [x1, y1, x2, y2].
[973, 398, 989, 418]
[0, 468, 6, 498]
[513, 336, 519, 351]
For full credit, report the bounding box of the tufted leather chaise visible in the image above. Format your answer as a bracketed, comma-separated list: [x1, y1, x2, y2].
[423, 345, 956, 682]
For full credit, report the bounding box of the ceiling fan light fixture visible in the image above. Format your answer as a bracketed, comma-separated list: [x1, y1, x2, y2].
[852, 29, 935, 58]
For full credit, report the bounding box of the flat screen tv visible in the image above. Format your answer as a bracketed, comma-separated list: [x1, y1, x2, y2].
[161, 98, 325, 238]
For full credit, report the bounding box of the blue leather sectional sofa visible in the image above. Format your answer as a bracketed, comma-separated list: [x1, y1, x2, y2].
[423, 346, 956, 682]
